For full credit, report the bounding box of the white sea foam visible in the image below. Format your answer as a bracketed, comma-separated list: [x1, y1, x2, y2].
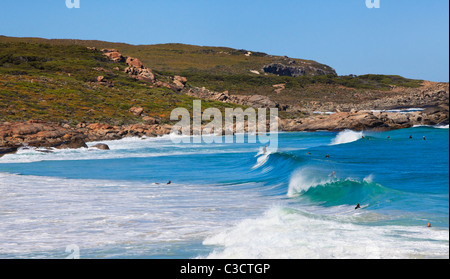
[434, 124, 449, 129]
[412, 124, 449, 129]
[369, 108, 424, 114]
[287, 168, 333, 197]
[0, 136, 255, 164]
[252, 146, 275, 170]
[0, 172, 275, 258]
[363, 174, 375, 183]
[202, 206, 449, 259]
[330, 130, 364, 145]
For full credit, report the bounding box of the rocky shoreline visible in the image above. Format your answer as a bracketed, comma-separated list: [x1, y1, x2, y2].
[279, 104, 448, 132]
[1, 46, 448, 158]
[0, 120, 173, 157]
[1, 101, 448, 158]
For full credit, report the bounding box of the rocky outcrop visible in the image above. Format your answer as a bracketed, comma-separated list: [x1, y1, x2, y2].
[186, 87, 281, 109]
[173, 76, 188, 90]
[0, 120, 174, 151]
[129, 107, 144, 116]
[0, 120, 88, 149]
[91, 143, 110, 150]
[1, 103, 447, 153]
[101, 49, 125, 63]
[126, 57, 144, 68]
[279, 104, 449, 132]
[263, 63, 337, 77]
[100, 48, 186, 90]
[53, 138, 88, 149]
[0, 146, 19, 158]
[273, 83, 286, 94]
[124, 56, 155, 83]
[301, 81, 449, 113]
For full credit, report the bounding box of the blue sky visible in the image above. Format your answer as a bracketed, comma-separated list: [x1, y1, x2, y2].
[0, 0, 448, 81]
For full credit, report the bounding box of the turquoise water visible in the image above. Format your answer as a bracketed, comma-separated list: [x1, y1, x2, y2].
[0, 126, 448, 258]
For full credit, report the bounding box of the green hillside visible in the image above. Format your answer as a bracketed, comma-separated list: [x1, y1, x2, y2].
[0, 36, 424, 125]
[0, 41, 242, 124]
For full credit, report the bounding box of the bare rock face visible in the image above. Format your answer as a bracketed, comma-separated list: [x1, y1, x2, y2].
[97, 76, 105, 82]
[142, 116, 159, 125]
[130, 107, 144, 116]
[0, 120, 92, 150]
[246, 95, 277, 108]
[136, 68, 155, 82]
[273, 83, 286, 94]
[53, 137, 88, 149]
[0, 119, 176, 151]
[173, 75, 188, 89]
[263, 63, 337, 77]
[126, 57, 144, 69]
[0, 146, 19, 158]
[186, 87, 280, 109]
[99, 48, 156, 83]
[91, 143, 110, 150]
[101, 49, 125, 63]
[278, 104, 449, 132]
[124, 63, 155, 82]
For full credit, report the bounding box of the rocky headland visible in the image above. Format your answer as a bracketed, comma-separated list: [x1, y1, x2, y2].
[1, 43, 448, 157]
[186, 79, 449, 132]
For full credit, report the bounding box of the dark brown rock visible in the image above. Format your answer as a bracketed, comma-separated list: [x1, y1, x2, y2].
[53, 138, 88, 149]
[91, 143, 110, 150]
[0, 146, 19, 158]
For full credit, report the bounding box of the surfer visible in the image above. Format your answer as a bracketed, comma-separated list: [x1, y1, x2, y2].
[167, 181, 172, 185]
[409, 135, 413, 139]
[427, 223, 432, 228]
[423, 136, 426, 141]
[325, 154, 330, 158]
[355, 203, 361, 210]
[329, 171, 336, 178]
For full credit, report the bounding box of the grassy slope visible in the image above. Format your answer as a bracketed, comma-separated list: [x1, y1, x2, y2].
[0, 36, 335, 76]
[0, 36, 425, 124]
[0, 41, 243, 124]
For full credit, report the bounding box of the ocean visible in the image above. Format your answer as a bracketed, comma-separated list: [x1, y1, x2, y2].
[0, 125, 448, 259]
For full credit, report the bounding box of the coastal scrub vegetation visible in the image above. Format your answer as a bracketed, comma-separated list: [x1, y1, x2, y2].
[0, 42, 243, 125]
[0, 37, 424, 125]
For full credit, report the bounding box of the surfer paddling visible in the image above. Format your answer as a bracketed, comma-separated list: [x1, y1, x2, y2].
[263, 144, 269, 154]
[355, 203, 361, 210]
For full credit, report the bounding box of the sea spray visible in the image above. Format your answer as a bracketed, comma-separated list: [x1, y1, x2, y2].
[331, 130, 364, 145]
[287, 168, 392, 207]
[202, 206, 449, 259]
[287, 167, 334, 197]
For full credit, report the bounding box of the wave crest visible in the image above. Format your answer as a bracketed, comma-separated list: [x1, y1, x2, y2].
[287, 168, 388, 207]
[331, 130, 364, 145]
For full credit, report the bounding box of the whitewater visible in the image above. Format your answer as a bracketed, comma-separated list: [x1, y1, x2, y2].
[0, 126, 448, 259]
